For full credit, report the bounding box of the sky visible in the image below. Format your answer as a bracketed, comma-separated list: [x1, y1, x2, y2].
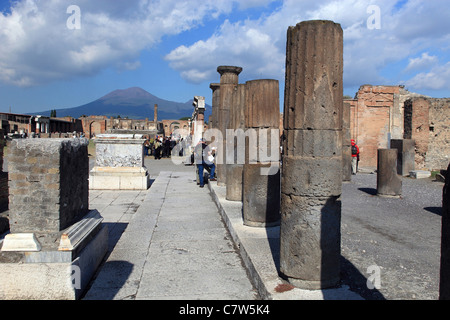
[0, 0, 449, 115]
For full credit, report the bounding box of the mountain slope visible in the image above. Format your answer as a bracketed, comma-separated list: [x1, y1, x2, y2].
[32, 87, 211, 121]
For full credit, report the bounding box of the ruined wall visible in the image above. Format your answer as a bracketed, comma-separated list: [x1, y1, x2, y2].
[428, 98, 450, 170]
[348, 85, 449, 170]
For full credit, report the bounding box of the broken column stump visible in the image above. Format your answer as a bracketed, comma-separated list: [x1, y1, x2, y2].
[390, 139, 415, 176]
[242, 79, 281, 227]
[0, 138, 108, 300]
[377, 148, 402, 197]
[280, 20, 343, 290]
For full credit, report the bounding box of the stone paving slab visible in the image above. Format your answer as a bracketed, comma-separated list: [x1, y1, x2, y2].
[83, 171, 257, 300]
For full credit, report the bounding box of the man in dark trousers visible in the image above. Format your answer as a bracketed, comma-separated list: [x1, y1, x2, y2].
[194, 138, 216, 188]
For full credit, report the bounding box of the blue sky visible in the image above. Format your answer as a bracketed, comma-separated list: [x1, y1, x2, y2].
[0, 0, 449, 115]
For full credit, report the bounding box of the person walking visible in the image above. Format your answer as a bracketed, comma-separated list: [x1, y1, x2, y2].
[351, 139, 360, 175]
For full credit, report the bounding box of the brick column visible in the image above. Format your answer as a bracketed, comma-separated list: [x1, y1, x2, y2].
[280, 20, 343, 289]
[242, 79, 281, 226]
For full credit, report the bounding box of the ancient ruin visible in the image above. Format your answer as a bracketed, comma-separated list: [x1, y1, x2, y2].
[0, 138, 107, 299]
[280, 20, 343, 289]
[89, 134, 150, 190]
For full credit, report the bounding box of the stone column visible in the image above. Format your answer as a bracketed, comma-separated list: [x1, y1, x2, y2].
[226, 83, 246, 201]
[440, 163, 450, 300]
[280, 20, 343, 289]
[154, 104, 158, 124]
[210, 83, 220, 130]
[377, 149, 402, 197]
[242, 79, 281, 226]
[343, 102, 352, 181]
[390, 139, 415, 176]
[217, 66, 242, 186]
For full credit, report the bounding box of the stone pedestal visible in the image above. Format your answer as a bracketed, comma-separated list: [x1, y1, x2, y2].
[242, 79, 281, 227]
[391, 139, 415, 176]
[89, 134, 149, 190]
[217, 66, 242, 187]
[377, 149, 402, 197]
[0, 138, 108, 300]
[440, 163, 450, 300]
[280, 20, 343, 290]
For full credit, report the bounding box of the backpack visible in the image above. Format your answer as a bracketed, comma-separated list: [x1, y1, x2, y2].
[351, 145, 358, 155]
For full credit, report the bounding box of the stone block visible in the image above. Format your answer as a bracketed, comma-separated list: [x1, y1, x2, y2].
[409, 170, 431, 179]
[281, 156, 342, 197]
[7, 138, 89, 248]
[284, 129, 342, 158]
[377, 149, 402, 197]
[90, 134, 149, 190]
[280, 194, 341, 289]
[242, 164, 280, 227]
[391, 139, 415, 176]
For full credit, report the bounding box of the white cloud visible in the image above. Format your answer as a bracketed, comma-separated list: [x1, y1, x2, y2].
[405, 52, 438, 73]
[404, 62, 450, 91]
[0, 0, 236, 87]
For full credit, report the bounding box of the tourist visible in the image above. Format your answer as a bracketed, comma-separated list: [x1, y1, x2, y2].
[154, 138, 162, 160]
[351, 139, 360, 175]
[194, 138, 216, 188]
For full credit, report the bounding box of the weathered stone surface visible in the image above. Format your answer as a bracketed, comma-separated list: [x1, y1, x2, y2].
[343, 102, 352, 181]
[280, 194, 341, 289]
[283, 21, 343, 131]
[377, 149, 402, 197]
[210, 83, 220, 130]
[217, 66, 242, 187]
[245, 79, 280, 129]
[440, 162, 450, 300]
[391, 139, 415, 176]
[90, 134, 149, 190]
[226, 84, 246, 201]
[243, 164, 280, 227]
[7, 138, 89, 248]
[280, 20, 343, 289]
[281, 157, 342, 197]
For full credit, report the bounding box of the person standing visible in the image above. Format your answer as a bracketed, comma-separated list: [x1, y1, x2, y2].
[351, 139, 360, 175]
[194, 139, 216, 188]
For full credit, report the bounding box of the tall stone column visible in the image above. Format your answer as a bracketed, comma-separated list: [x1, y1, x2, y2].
[280, 20, 343, 289]
[217, 66, 242, 187]
[154, 104, 158, 124]
[377, 149, 402, 197]
[242, 79, 281, 226]
[226, 83, 246, 201]
[210, 83, 220, 130]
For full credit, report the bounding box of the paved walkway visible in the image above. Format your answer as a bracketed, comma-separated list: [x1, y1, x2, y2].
[83, 162, 257, 300]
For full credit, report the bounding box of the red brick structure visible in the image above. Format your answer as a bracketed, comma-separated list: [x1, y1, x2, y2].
[345, 85, 449, 170]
